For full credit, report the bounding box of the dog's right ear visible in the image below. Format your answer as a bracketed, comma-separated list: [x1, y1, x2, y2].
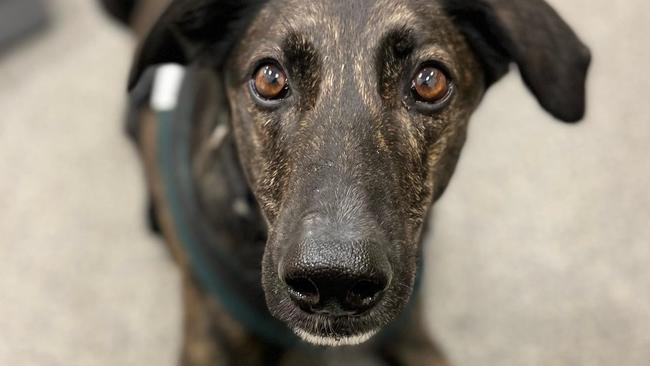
[128, 0, 263, 91]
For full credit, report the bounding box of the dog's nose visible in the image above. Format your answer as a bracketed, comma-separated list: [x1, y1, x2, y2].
[281, 236, 391, 316]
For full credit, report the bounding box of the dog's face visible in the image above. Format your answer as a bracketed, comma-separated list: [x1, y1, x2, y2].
[224, 0, 488, 346]
[129, 0, 589, 346]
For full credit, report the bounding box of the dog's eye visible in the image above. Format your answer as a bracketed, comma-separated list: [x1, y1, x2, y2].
[411, 66, 449, 103]
[252, 63, 289, 100]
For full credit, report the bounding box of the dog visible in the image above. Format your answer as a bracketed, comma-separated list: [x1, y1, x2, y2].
[100, 0, 590, 365]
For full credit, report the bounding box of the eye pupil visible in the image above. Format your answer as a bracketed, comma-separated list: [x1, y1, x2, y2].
[253, 63, 288, 100]
[413, 66, 448, 102]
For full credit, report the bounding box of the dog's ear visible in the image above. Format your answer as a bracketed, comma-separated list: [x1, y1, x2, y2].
[128, 0, 263, 91]
[444, 0, 591, 122]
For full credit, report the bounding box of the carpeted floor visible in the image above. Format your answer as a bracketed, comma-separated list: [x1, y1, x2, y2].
[1, 1, 648, 365]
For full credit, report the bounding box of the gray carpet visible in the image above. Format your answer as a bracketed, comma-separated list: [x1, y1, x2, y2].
[1, 0, 648, 365]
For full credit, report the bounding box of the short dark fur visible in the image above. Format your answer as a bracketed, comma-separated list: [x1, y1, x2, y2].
[104, 0, 590, 364]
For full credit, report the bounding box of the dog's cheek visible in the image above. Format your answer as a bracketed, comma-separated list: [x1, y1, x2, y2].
[424, 100, 475, 204]
[381, 108, 435, 227]
[250, 111, 296, 223]
[414, 61, 485, 207]
[410, 27, 487, 206]
[225, 86, 260, 175]
[226, 88, 282, 221]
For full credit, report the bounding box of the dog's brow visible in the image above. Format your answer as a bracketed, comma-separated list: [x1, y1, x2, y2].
[280, 32, 322, 110]
[382, 27, 417, 56]
[281, 32, 316, 59]
[368, 0, 419, 32]
[413, 47, 456, 74]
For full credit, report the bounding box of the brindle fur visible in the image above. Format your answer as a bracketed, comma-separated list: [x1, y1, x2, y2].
[100, 0, 590, 365]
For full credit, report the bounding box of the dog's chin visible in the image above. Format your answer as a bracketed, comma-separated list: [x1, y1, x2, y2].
[293, 327, 378, 347]
[276, 306, 385, 347]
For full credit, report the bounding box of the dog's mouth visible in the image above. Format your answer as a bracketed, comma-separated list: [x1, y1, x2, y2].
[267, 282, 402, 346]
[293, 327, 378, 346]
[288, 310, 382, 346]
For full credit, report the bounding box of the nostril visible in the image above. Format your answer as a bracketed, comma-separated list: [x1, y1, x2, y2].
[286, 277, 319, 305]
[347, 279, 387, 310]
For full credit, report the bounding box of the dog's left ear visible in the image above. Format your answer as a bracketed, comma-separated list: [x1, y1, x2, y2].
[128, 0, 263, 91]
[444, 0, 591, 122]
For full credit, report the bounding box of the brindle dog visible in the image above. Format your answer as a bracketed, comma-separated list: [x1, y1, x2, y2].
[100, 0, 590, 365]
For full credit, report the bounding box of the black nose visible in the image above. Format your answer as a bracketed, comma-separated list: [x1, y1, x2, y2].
[282, 238, 391, 316]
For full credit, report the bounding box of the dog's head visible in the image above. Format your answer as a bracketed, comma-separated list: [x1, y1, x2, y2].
[129, 0, 589, 346]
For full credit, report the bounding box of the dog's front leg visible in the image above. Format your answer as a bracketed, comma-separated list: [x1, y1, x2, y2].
[180, 277, 283, 366]
[379, 300, 450, 366]
[180, 276, 230, 366]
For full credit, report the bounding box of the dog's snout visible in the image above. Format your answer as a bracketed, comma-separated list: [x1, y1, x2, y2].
[281, 222, 392, 316]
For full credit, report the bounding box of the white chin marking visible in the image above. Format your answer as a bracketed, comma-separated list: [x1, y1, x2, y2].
[293, 328, 378, 347]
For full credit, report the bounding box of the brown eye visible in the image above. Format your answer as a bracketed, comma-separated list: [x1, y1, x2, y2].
[412, 66, 449, 103]
[252, 63, 288, 100]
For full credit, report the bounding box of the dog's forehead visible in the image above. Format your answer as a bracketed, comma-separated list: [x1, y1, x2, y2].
[241, 0, 453, 57]
[265, 0, 421, 35]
